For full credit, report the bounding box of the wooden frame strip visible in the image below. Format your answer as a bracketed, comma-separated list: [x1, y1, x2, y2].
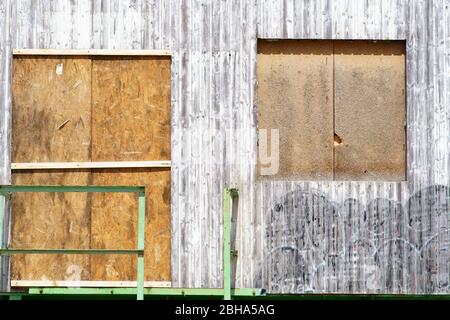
[12, 161, 171, 170]
[13, 49, 172, 56]
[11, 280, 171, 288]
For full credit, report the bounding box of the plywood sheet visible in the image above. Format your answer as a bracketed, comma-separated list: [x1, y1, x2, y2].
[11, 55, 172, 282]
[334, 41, 406, 180]
[90, 169, 171, 281]
[10, 170, 92, 281]
[11, 56, 92, 281]
[90, 57, 171, 281]
[91, 57, 171, 161]
[257, 40, 334, 180]
[12, 56, 92, 162]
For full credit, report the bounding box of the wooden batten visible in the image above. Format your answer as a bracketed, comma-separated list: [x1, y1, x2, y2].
[12, 49, 172, 56]
[11, 280, 171, 288]
[12, 161, 171, 170]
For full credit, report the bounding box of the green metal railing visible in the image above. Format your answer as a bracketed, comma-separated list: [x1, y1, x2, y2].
[2, 187, 449, 300]
[0, 186, 265, 300]
[0, 185, 146, 300]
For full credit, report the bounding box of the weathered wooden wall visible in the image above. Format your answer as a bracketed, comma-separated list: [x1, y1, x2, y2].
[0, 0, 449, 294]
[0, 0, 13, 291]
[256, 0, 450, 294]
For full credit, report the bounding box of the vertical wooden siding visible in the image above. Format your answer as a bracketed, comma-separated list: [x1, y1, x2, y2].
[256, 0, 450, 294]
[0, 0, 449, 293]
[0, 0, 258, 290]
[0, 0, 13, 291]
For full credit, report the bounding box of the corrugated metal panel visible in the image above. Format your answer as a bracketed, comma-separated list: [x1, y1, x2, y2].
[0, 0, 448, 294]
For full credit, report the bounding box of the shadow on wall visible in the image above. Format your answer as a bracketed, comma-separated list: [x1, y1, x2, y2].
[254, 185, 450, 294]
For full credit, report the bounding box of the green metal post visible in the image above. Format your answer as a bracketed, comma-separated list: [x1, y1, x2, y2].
[0, 194, 4, 250]
[0, 194, 4, 292]
[224, 188, 237, 300]
[136, 191, 146, 301]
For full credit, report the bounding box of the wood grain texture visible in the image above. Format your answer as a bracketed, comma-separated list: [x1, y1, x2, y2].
[90, 56, 171, 281]
[12, 56, 92, 162]
[257, 0, 449, 294]
[12, 161, 171, 170]
[0, 0, 14, 291]
[13, 49, 171, 56]
[92, 57, 171, 161]
[259, 182, 449, 294]
[10, 170, 92, 281]
[1, 0, 449, 294]
[11, 280, 172, 287]
[257, 40, 334, 180]
[11, 56, 92, 281]
[10, 54, 171, 283]
[90, 168, 171, 281]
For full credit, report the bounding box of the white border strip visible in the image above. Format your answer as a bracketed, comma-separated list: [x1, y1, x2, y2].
[12, 161, 171, 170]
[11, 280, 171, 288]
[13, 49, 172, 56]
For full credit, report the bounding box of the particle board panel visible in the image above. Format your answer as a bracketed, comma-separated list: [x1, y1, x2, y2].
[334, 40, 406, 180]
[257, 40, 334, 180]
[10, 54, 172, 283]
[90, 168, 171, 281]
[12, 56, 92, 163]
[90, 56, 171, 281]
[91, 56, 171, 161]
[10, 170, 92, 281]
[11, 56, 92, 281]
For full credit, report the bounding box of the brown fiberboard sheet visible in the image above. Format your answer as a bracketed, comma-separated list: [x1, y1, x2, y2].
[11, 55, 172, 282]
[11, 56, 92, 280]
[90, 57, 171, 281]
[257, 40, 334, 180]
[334, 41, 406, 180]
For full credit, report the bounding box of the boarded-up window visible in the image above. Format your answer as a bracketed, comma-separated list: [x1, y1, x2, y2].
[11, 55, 171, 282]
[257, 40, 406, 181]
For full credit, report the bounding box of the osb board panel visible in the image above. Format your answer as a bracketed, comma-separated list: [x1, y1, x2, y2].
[257, 40, 334, 180]
[12, 56, 92, 162]
[90, 169, 171, 281]
[10, 170, 92, 281]
[334, 41, 406, 180]
[91, 57, 171, 161]
[11, 56, 92, 281]
[90, 56, 171, 281]
[11, 56, 171, 282]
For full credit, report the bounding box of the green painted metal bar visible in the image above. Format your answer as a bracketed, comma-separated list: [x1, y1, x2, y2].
[223, 188, 238, 300]
[136, 191, 146, 300]
[0, 184, 147, 300]
[0, 185, 144, 193]
[10, 290, 450, 300]
[0, 248, 143, 255]
[0, 194, 4, 292]
[27, 287, 264, 297]
[0, 194, 4, 250]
